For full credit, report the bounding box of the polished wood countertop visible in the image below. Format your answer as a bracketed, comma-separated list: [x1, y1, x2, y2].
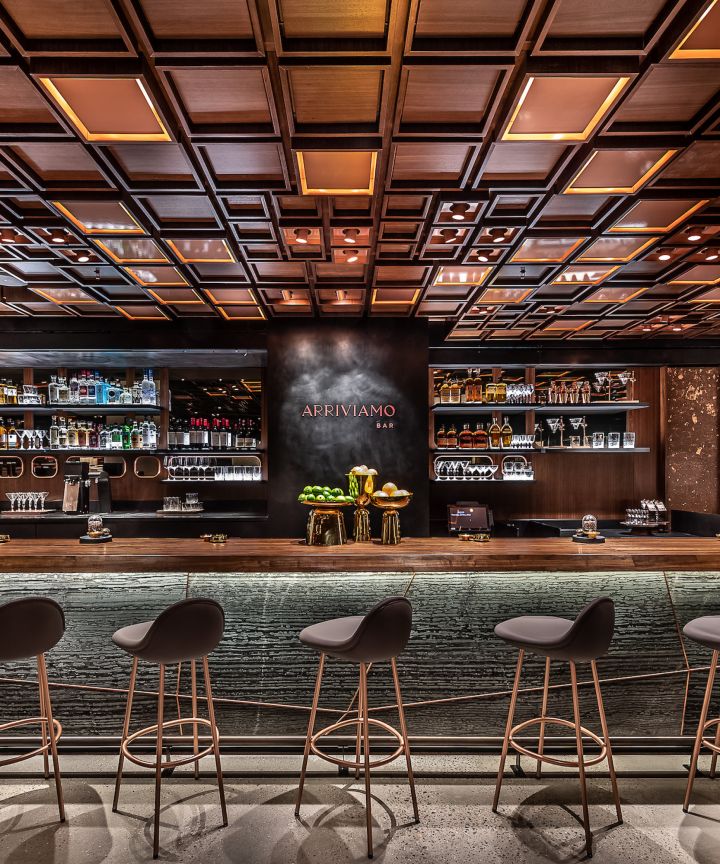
[0, 536, 719, 573]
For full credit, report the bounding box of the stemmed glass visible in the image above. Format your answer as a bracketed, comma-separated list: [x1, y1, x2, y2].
[546, 417, 565, 447]
[594, 370, 611, 401]
[5, 492, 17, 512]
[569, 416, 587, 447]
[38, 491, 48, 512]
[17, 492, 28, 511]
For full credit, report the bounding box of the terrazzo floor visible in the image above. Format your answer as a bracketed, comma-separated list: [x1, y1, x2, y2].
[1, 754, 719, 863]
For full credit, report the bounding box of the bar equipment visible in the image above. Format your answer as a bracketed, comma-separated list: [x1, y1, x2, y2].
[592, 432, 605, 449]
[623, 432, 636, 448]
[607, 432, 621, 449]
[62, 460, 90, 513]
[568, 416, 588, 446]
[621, 499, 669, 534]
[545, 416, 565, 447]
[572, 513, 605, 543]
[347, 468, 376, 542]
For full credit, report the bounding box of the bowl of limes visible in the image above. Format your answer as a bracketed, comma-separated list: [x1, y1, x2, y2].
[298, 485, 355, 509]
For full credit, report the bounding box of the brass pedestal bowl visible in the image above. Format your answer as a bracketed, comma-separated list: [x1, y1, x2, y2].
[347, 472, 376, 542]
[303, 500, 353, 546]
[370, 493, 413, 545]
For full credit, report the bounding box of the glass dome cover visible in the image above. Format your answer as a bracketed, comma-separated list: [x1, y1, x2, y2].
[581, 514, 598, 534]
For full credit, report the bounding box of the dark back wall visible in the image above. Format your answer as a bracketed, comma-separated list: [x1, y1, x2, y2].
[267, 320, 430, 538]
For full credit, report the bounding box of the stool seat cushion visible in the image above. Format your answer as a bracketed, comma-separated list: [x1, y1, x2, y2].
[300, 616, 364, 655]
[0, 597, 65, 662]
[495, 615, 574, 657]
[299, 596, 413, 663]
[684, 616, 720, 651]
[112, 621, 153, 654]
[494, 598, 615, 661]
[111, 598, 225, 664]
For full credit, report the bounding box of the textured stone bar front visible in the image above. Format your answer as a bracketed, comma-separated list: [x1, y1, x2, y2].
[1, 569, 717, 743]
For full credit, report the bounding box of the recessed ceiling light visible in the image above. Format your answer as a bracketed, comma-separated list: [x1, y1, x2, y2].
[342, 228, 359, 244]
[672, 326, 682, 331]
[488, 227, 506, 243]
[294, 228, 311, 245]
[475, 254, 489, 263]
[439, 228, 458, 244]
[642, 326, 651, 332]
[707, 252, 719, 261]
[50, 230, 66, 243]
[450, 203, 470, 221]
[345, 249, 359, 263]
[77, 253, 90, 263]
[687, 229, 703, 241]
[658, 253, 671, 261]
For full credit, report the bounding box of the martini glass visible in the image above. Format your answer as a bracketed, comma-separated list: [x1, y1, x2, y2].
[569, 416, 588, 447]
[5, 492, 16, 512]
[546, 417, 565, 448]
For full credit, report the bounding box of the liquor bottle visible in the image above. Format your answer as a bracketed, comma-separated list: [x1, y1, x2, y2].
[459, 423, 474, 449]
[121, 421, 131, 450]
[77, 420, 88, 448]
[42, 428, 50, 449]
[435, 424, 447, 448]
[88, 422, 99, 449]
[141, 419, 151, 449]
[449, 377, 461, 405]
[488, 418, 501, 449]
[33, 427, 42, 450]
[131, 420, 142, 450]
[471, 370, 482, 404]
[148, 419, 157, 449]
[439, 376, 451, 405]
[0, 416, 7, 449]
[534, 423, 544, 449]
[210, 418, 221, 450]
[446, 424, 458, 448]
[8, 419, 20, 448]
[131, 378, 142, 405]
[67, 419, 78, 448]
[58, 417, 68, 449]
[501, 417, 513, 449]
[473, 422, 488, 450]
[98, 424, 109, 449]
[21, 429, 31, 449]
[69, 371, 79, 404]
[110, 424, 122, 450]
[495, 381, 507, 403]
[141, 369, 156, 405]
[49, 416, 59, 449]
[463, 371, 474, 404]
[181, 419, 190, 449]
[48, 375, 60, 403]
[57, 377, 69, 404]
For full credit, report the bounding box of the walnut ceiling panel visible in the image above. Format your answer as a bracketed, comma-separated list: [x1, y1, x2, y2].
[0, 0, 715, 338]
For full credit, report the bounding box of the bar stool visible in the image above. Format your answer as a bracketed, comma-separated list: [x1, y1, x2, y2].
[111, 597, 227, 859]
[295, 596, 419, 859]
[492, 597, 622, 858]
[0, 596, 65, 822]
[682, 614, 720, 812]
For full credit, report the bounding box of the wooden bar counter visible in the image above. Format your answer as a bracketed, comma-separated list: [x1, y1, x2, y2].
[2, 535, 719, 573]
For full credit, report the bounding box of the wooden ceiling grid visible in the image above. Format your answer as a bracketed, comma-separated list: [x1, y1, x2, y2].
[0, 0, 716, 338]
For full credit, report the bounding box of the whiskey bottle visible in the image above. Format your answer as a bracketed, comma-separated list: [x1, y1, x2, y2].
[495, 381, 507, 403]
[88, 422, 99, 449]
[488, 418, 501, 449]
[130, 420, 142, 450]
[58, 417, 68, 449]
[463, 371, 474, 403]
[76, 420, 88, 449]
[472, 370, 483, 404]
[67, 419, 78, 449]
[501, 416, 513, 449]
[449, 377, 461, 405]
[49, 415, 59, 449]
[459, 423, 474, 449]
[436, 424, 447, 448]
[439, 376, 451, 404]
[446, 424, 458, 448]
[0, 416, 7, 449]
[534, 422, 544, 449]
[48, 375, 60, 403]
[473, 422, 488, 450]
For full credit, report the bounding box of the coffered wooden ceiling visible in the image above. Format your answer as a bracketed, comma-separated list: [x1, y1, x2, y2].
[0, 0, 717, 341]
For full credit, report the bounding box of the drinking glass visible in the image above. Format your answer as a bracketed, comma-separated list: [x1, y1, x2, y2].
[5, 492, 16, 512]
[623, 432, 636, 448]
[592, 432, 605, 449]
[608, 432, 621, 449]
[38, 491, 48, 511]
[252, 465, 261, 481]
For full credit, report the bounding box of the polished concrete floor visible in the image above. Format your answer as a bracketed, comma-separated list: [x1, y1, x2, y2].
[1, 754, 719, 863]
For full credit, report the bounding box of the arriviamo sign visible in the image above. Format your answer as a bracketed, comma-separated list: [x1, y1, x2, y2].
[301, 403, 396, 428]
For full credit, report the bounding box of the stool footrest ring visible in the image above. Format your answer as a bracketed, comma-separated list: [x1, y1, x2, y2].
[122, 717, 218, 770]
[509, 716, 608, 769]
[0, 716, 62, 769]
[310, 717, 405, 771]
[701, 718, 720, 755]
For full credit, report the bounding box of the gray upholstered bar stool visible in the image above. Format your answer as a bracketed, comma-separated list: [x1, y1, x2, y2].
[492, 597, 622, 858]
[0, 596, 65, 822]
[683, 614, 720, 812]
[295, 596, 419, 859]
[111, 597, 227, 859]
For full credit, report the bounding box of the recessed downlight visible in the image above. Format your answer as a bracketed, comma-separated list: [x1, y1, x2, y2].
[450, 203, 470, 222]
[294, 228, 311, 245]
[342, 228, 360, 244]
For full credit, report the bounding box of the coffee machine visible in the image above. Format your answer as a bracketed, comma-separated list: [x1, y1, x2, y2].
[62, 459, 113, 514]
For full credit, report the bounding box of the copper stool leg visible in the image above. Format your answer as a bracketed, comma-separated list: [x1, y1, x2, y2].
[684, 650, 719, 812]
[570, 661, 592, 858]
[355, 680, 363, 781]
[38, 653, 65, 822]
[175, 662, 184, 736]
[493, 649, 525, 812]
[37, 661, 49, 780]
[112, 657, 138, 812]
[536, 658, 551, 780]
[295, 653, 326, 817]
[202, 656, 228, 826]
[191, 660, 200, 781]
[360, 662, 374, 858]
[591, 660, 622, 823]
[152, 663, 165, 859]
[391, 658, 420, 823]
[710, 724, 720, 779]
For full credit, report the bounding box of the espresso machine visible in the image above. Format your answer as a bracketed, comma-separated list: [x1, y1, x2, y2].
[62, 460, 113, 514]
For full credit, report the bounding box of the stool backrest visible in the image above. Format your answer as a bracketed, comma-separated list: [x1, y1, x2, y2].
[562, 597, 615, 661]
[0, 596, 65, 661]
[343, 595, 412, 663]
[134, 597, 225, 664]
